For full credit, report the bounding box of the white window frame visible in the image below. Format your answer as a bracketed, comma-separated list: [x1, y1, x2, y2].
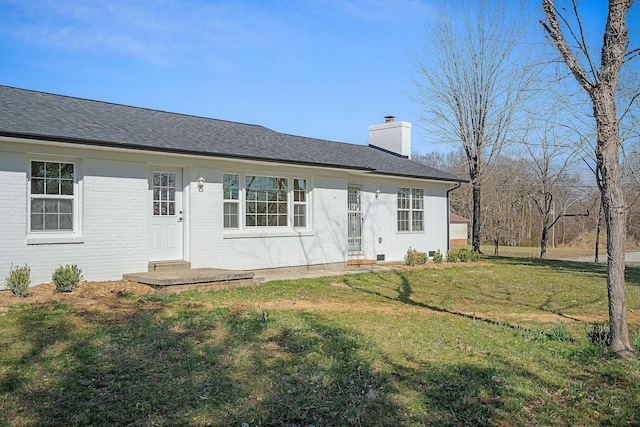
[293, 178, 308, 228]
[222, 172, 311, 234]
[397, 187, 424, 233]
[223, 173, 240, 229]
[27, 158, 83, 244]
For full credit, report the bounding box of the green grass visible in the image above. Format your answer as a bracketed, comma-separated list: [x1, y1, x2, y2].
[1, 258, 640, 426]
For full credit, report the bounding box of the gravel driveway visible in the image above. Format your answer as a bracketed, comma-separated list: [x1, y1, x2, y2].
[573, 251, 640, 264]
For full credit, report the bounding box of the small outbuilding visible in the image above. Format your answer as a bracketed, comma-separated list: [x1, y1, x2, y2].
[449, 213, 470, 246]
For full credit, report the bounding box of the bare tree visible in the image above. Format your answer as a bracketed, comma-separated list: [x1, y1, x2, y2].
[523, 129, 591, 258]
[412, 0, 534, 252]
[542, 0, 637, 355]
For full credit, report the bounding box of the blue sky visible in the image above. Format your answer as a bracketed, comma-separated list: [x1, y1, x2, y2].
[0, 0, 440, 149]
[0, 1, 636, 155]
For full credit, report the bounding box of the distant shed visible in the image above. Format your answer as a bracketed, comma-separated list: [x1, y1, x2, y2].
[449, 213, 470, 246]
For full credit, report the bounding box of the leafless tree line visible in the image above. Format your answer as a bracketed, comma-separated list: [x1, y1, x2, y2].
[411, 0, 638, 354]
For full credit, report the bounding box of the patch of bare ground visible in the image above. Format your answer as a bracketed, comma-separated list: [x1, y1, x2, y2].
[383, 261, 491, 270]
[0, 281, 155, 314]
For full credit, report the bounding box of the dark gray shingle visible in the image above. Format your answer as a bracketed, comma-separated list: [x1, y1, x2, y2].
[0, 86, 465, 182]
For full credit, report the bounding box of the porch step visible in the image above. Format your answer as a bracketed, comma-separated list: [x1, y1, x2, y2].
[148, 261, 191, 272]
[124, 268, 256, 295]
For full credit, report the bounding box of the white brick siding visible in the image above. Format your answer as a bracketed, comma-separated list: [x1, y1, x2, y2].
[1, 139, 454, 287]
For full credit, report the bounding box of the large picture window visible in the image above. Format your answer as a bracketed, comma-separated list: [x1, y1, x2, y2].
[222, 174, 309, 230]
[397, 187, 424, 232]
[245, 176, 288, 227]
[30, 161, 75, 231]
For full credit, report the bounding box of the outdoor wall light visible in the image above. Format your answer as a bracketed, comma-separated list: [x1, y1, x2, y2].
[375, 189, 381, 200]
[197, 177, 206, 192]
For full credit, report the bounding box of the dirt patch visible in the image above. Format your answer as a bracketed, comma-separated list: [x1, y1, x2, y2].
[0, 281, 155, 313]
[383, 261, 491, 270]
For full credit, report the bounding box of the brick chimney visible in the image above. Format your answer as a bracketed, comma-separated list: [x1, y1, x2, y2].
[368, 116, 412, 159]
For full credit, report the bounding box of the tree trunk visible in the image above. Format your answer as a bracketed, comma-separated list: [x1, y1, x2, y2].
[593, 91, 631, 354]
[595, 202, 603, 263]
[472, 181, 482, 252]
[540, 221, 548, 259]
[541, 0, 633, 356]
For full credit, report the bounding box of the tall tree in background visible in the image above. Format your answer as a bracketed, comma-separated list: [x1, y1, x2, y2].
[412, 0, 533, 252]
[542, 0, 636, 355]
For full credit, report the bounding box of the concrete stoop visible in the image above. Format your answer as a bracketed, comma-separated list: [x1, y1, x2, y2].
[123, 267, 256, 294]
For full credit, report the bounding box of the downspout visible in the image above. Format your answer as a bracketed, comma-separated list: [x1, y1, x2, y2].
[446, 182, 462, 252]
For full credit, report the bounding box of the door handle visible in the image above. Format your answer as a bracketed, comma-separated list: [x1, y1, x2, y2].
[178, 216, 183, 222]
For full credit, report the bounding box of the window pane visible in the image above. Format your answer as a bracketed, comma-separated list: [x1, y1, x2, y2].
[60, 163, 74, 180]
[294, 205, 306, 227]
[161, 174, 168, 187]
[168, 202, 175, 216]
[31, 178, 45, 194]
[246, 215, 256, 226]
[45, 213, 59, 230]
[60, 214, 73, 230]
[153, 173, 161, 186]
[60, 180, 74, 195]
[31, 199, 44, 214]
[154, 202, 160, 215]
[168, 188, 175, 202]
[412, 189, 424, 210]
[153, 187, 160, 201]
[167, 173, 175, 187]
[59, 199, 73, 214]
[412, 211, 424, 231]
[397, 188, 410, 209]
[45, 178, 60, 195]
[45, 199, 58, 213]
[45, 162, 60, 178]
[245, 175, 288, 227]
[397, 211, 409, 231]
[31, 161, 45, 178]
[223, 174, 239, 200]
[224, 202, 239, 229]
[31, 213, 44, 230]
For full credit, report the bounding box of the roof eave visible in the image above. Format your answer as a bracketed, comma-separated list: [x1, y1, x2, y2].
[0, 131, 376, 173]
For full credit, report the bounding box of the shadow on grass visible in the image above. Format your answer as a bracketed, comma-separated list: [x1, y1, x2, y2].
[1, 299, 516, 426]
[349, 270, 563, 335]
[487, 255, 640, 287]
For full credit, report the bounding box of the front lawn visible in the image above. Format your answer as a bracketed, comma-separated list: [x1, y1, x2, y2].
[1, 258, 639, 426]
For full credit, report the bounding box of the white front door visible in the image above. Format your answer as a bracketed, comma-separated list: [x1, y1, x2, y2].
[149, 167, 184, 261]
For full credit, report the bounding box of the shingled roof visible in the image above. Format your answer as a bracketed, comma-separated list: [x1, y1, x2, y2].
[0, 86, 464, 182]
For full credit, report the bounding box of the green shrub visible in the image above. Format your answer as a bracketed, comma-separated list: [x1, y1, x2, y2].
[586, 322, 610, 348]
[432, 249, 443, 264]
[547, 321, 572, 342]
[405, 247, 427, 266]
[447, 248, 480, 263]
[52, 264, 83, 292]
[5, 264, 31, 297]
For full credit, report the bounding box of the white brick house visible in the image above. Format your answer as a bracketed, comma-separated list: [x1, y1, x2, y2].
[0, 87, 465, 286]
